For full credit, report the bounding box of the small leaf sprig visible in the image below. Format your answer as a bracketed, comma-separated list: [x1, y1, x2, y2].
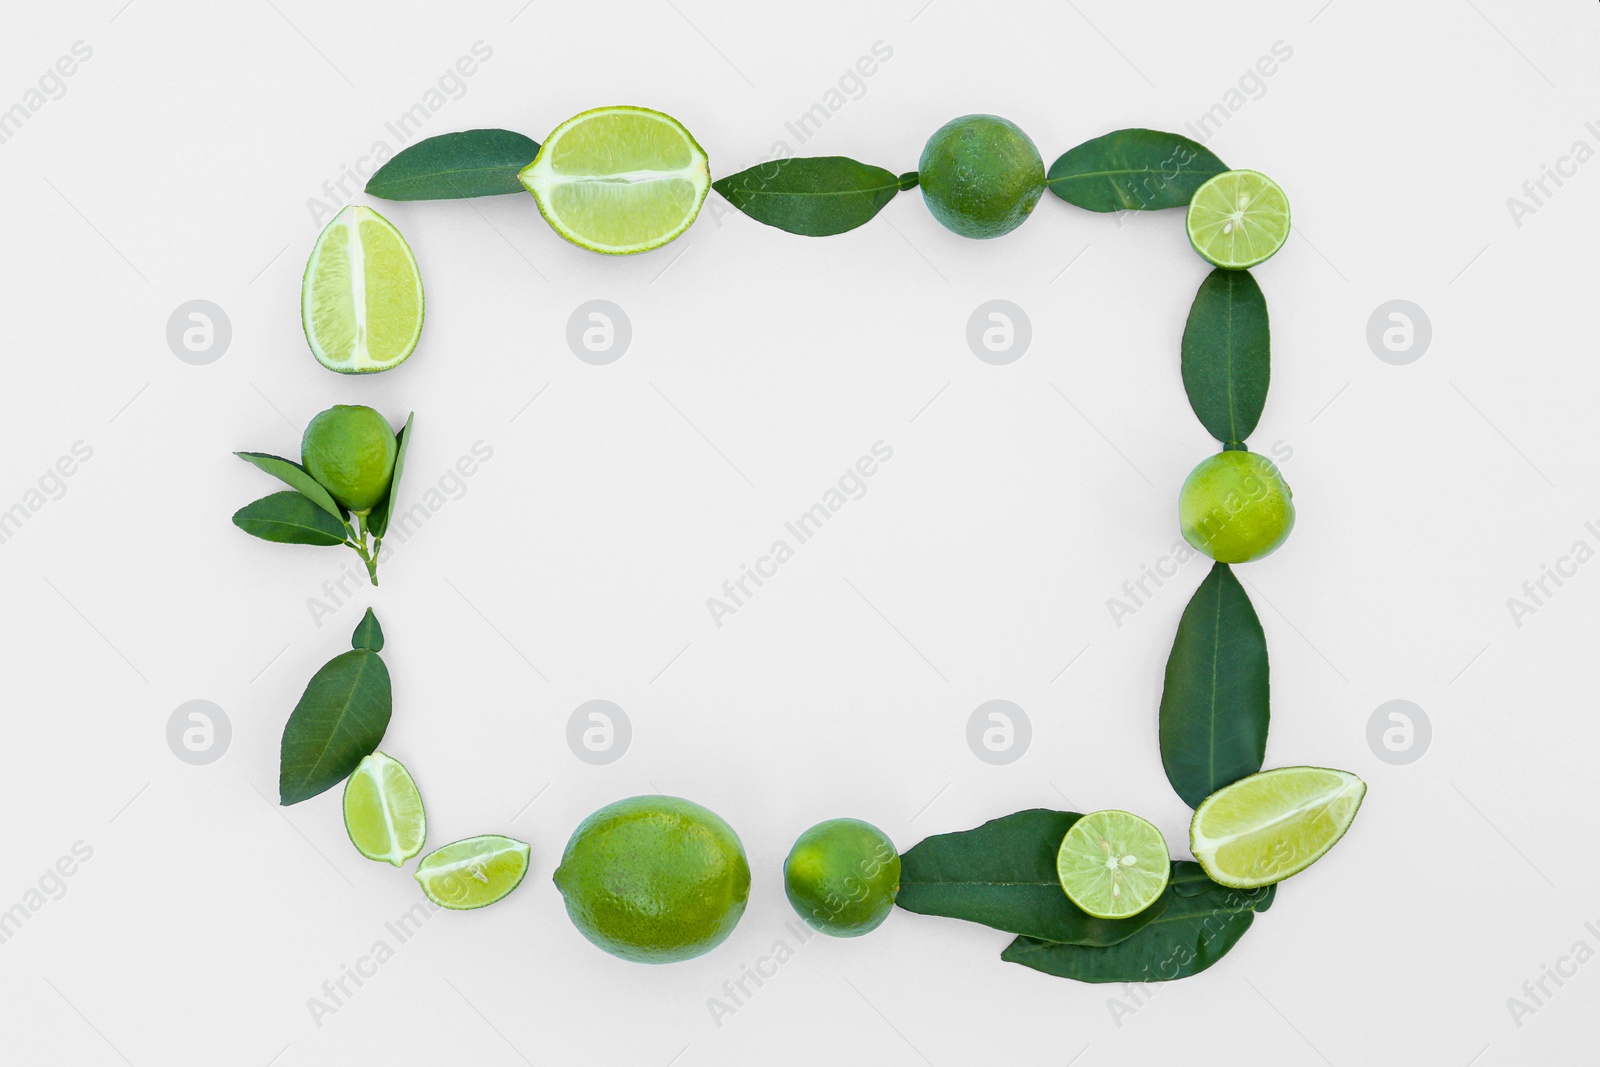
[280, 608, 392, 805]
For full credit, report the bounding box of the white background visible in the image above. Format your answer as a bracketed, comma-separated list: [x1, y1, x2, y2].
[1, 0, 1597, 1063]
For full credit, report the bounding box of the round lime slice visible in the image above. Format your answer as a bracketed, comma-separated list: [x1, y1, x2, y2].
[342, 752, 426, 866]
[1056, 810, 1170, 919]
[519, 105, 710, 255]
[415, 835, 531, 910]
[1191, 766, 1366, 889]
[302, 205, 424, 373]
[1185, 169, 1290, 269]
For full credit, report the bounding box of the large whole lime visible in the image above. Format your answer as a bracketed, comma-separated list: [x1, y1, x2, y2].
[783, 818, 900, 937]
[301, 404, 397, 513]
[918, 114, 1045, 239]
[554, 795, 750, 963]
[1179, 450, 1295, 563]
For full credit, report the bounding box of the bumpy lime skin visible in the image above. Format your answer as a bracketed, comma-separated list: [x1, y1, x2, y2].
[918, 114, 1045, 239]
[554, 795, 751, 964]
[1179, 450, 1295, 564]
[783, 818, 900, 937]
[300, 405, 397, 513]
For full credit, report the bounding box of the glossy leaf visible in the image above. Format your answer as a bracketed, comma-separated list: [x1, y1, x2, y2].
[367, 413, 414, 540]
[896, 809, 1168, 946]
[1182, 268, 1271, 445]
[713, 157, 902, 236]
[1046, 128, 1227, 211]
[365, 129, 540, 200]
[279, 648, 392, 805]
[235, 451, 347, 523]
[1000, 862, 1271, 983]
[1160, 563, 1270, 808]
[352, 608, 384, 652]
[232, 491, 348, 547]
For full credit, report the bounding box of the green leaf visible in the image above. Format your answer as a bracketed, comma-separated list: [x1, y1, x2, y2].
[366, 413, 413, 540]
[234, 451, 347, 524]
[1182, 268, 1271, 445]
[352, 608, 383, 652]
[1160, 562, 1270, 809]
[1046, 128, 1227, 212]
[999, 862, 1270, 983]
[713, 156, 902, 236]
[232, 491, 348, 546]
[279, 649, 392, 805]
[896, 809, 1168, 946]
[365, 129, 540, 200]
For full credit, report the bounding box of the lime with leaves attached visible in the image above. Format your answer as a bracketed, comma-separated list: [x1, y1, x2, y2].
[301, 404, 397, 514]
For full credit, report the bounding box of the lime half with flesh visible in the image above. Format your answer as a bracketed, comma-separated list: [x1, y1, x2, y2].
[1190, 766, 1366, 889]
[342, 752, 426, 866]
[519, 106, 710, 255]
[1056, 810, 1170, 919]
[415, 835, 531, 910]
[1186, 169, 1290, 269]
[302, 205, 424, 373]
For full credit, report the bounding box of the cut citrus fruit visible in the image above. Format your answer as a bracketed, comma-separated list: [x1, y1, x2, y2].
[1185, 169, 1290, 269]
[342, 752, 426, 866]
[1056, 810, 1170, 919]
[302, 205, 424, 373]
[519, 106, 710, 255]
[1190, 766, 1366, 889]
[414, 835, 530, 910]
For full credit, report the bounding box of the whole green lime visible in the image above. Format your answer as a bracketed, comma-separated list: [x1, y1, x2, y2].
[1179, 450, 1295, 563]
[918, 114, 1045, 239]
[783, 818, 900, 937]
[301, 404, 397, 513]
[554, 795, 751, 964]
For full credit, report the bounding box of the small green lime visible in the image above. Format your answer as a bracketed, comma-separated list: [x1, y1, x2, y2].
[783, 818, 900, 937]
[301, 404, 397, 513]
[1179, 450, 1295, 564]
[918, 114, 1044, 239]
[554, 795, 750, 964]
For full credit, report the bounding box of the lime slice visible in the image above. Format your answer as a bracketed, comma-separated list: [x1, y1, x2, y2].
[414, 835, 531, 910]
[1056, 810, 1170, 919]
[1190, 766, 1366, 888]
[1185, 169, 1290, 269]
[342, 752, 426, 866]
[519, 106, 710, 255]
[302, 205, 424, 373]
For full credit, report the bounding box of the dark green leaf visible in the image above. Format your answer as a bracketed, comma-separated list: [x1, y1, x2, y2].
[365, 129, 540, 200]
[1046, 128, 1227, 211]
[366, 413, 413, 540]
[1182, 268, 1271, 445]
[1160, 562, 1270, 808]
[1000, 862, 1269, 983]
[896, 809, 1168, 946]
[352, 608, 383, 652]
[713, 157, 902, 236]
[1167, 863, 1276, 912]
[235, 451, 347, 523]
[232, 491, 348, 547]
[279, 649, 392, 805]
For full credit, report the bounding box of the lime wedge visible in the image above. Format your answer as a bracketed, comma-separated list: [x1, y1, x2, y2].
[1185, 169, 1290, 269]
[1190, 766, 1366, 888]
[414, 835, 531, 910]
[1056, 810, 1170, 919]
[302, 205, 424, 373]
[519, 106, 710, 255]
[342, 752, 426, 866]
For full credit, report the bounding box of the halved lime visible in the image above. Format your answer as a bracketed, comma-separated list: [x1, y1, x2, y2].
[519, 106, 710, 255]
[302, 205, 424, 373]
[1185, 169, 1290, 269]
[1056, 810, 1170, 919]
[342, 752, 426, 866]
[1190, 766, 1366, 889]
[415, 835, 530, 910]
